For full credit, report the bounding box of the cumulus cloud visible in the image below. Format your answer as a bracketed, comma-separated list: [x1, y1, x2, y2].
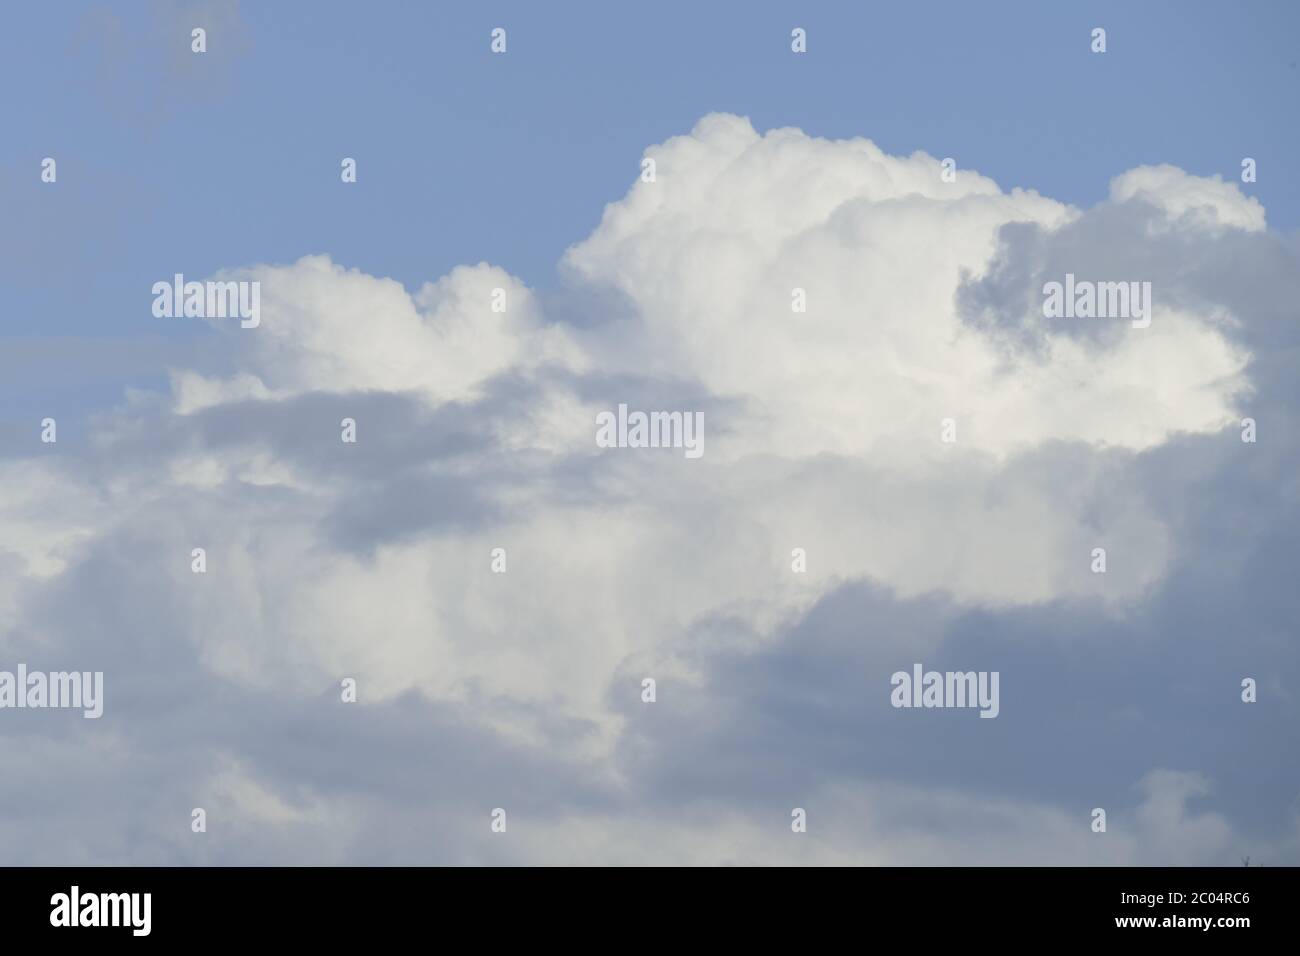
[173, 257, 584, 410]
[566, 115, 1248, 460]
[2, 114, 1297, 864]
[1109, 165, 1267, 233]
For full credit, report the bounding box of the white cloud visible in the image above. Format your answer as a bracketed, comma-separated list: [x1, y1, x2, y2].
[3, 115, 1268, 724]
[1109, 164, 1266, 233]
[567, 114, 1248, 461]
[176, 256, 586, 411]
[1, 115, 1291, 864]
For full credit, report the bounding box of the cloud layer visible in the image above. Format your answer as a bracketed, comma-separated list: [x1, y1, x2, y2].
[2, 114, 1297, 865]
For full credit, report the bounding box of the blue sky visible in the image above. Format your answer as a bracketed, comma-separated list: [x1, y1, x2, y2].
[0, 1, 1297, 865]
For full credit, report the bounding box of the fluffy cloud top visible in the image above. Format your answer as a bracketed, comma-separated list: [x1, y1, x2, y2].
[567, 115, 1249, 460]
